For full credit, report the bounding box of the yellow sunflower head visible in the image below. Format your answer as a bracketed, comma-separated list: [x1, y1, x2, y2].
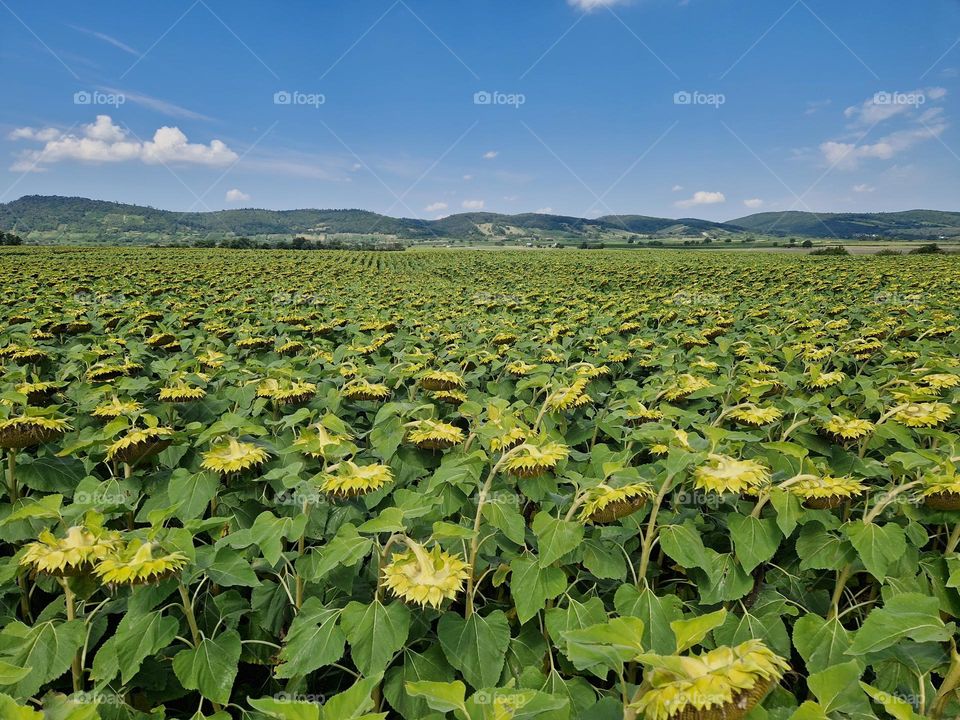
[92, 396, 143, 420]
[789, 475, 867, 509]
[0, 415, 71, 449]
[106, 426, 174, 463]
[159, 384, 206, 402]
[407, 419, 465, 450]
[343, 380, 391, 402]
[506, 360, 537, 377]
[420, 370, 466, 391]
[625, 403, 664, 426]
[579, 482, 655, 524]
[488, 425, 528, 453]
[201, 437, 270, 474]
[894, 403, 953, 428]
[381, 540, 470, 609]
[663, 375, 713, 402]
[257, 378, 317, 405]
[919, 469, 960, 510]
[631, 640, 789, 720]
[694, 454, 770, 495]
[21, 525, 123, 577]
[431, 389, 468, 406]
[318, 461, 393, 497]
[918, 373, 960, 392]
[728, 405, 783, 427]
[94, 540, 189, 586]
[503, 438, 569, 478]
[822, 415, 874, 441]
[549, 378, 592, 411]
[804, 368, 846, 390]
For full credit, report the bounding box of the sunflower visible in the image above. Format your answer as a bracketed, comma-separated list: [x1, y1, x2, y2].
[663, 375, 713, 402]
[277, 340, 305, 357]
[92, 396, 143, 419]
[821, 415, 874, 441]
[918, 373, 960, 391]
[549, 378, 591, 411]
[293, 422, 352, 459]
[318, 461, 393, 497]
[579, 482, 654, 524]
[94, 540, 189, 586]
[694, 454, 770, 495]
[625, 403, 664, 425]
[159, 384, 206, 402]
[197, 349, 227, 369]
[407, 419, 465, 450]
[236, 336, 272, 351]
[342, 380, 390, 402]
[804, 368, 846, 390]
[919, 471, 960, 511]
[256, 378, 316, 405]
[631, 640, 789, 720]
[381, 540, 470, 609]
[106, 426, 174, 463]
[574, 362, 611, 379]
[0, 415, 71, 449]
[16, 380, 60, 405]
[893, 403, 953, 428]
[728, 405, 783, 427]
[489, 425, 528, 452]
[431, 389, 467, 405]
[503, 438, 569, 478]
[21, 525, 123, 577]
[506, 360, 537, 377]
[789, 475, 867, 509]
[420, 370, 465, 391]
[201, 437, 270, 474]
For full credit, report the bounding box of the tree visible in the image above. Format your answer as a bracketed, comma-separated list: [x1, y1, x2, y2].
[0, 231, 24, 246]
[801, 240, 813, 248]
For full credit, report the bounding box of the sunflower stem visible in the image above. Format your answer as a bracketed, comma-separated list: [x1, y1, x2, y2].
[637, 475, 675, 585]
[6, 450, 17, 502]
[178, 582, 202, 647]
[59, 579, 83, 693]
[946, 523, 960, 555]
[931, 640, 960, 719]
[828, 563, 853, 621]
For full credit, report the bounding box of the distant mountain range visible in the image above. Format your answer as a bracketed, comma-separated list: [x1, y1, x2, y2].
[1, 195, 959, 245]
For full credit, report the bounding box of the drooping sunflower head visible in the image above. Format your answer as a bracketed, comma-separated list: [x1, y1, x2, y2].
[381, 540, 470, 609]
[407, 419, 465, 450]
[92, 396, 143, 420]
[549, 378, 592, 411]
[804, 367, 847, 390]
[503, 438, 569, 478]
[506, 360, 537, 377]
[106, 426, 174, 463]
[419, 370, 466, 391]
[0, 414, 71, 449]
[579, 482, 655, 524]
[431, 389, 468, 406]
[625, 402, 664, 426]
[919, 468, 960, 510]
[631, 640, 789, 720]
[16, 380, 61, 405]
[894, 403, 953, 428]
[918, 373, 960, 392]
[256, 378, 317, 405]
[821, 415, 874, 441]
[728, 405, 783, 427]
[292, 422, 352, 459]
[200, 437, 270, 475]
[488, 425, 528, 453]
[159, 383, 206, 402]
[694, 454, 770, 495]
[94, 540, 189, 586]
[318, 461, 393, 498]
[789, 475, 867, 509]
[663, 374, 713, 402]
[21, 525, 123, 577]
[342, 379, 391, 402]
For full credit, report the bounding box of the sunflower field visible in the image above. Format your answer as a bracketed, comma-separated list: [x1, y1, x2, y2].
[1, 246, 959, 720]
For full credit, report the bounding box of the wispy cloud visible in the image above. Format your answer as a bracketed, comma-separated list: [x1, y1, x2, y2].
[98, 87, 214, 121]
[425, 201, 448, 212]
[462, 199, 485, 210]
[569, 0, 630, 11]
[482, 150, 498, 160]
[70, 25, 139, 56]
[743, 198, 764, 208]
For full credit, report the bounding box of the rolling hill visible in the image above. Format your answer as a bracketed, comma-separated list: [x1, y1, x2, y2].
[1, 196, 958, 245]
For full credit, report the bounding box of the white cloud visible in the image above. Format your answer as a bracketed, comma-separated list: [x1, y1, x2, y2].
[569, 0, 629, 10]
[805, 99, 831, 116]
[9, 115, 238, 171]
[675, 191, 726, 209]
[70, 26, 139, 56]
[852, 184, 875, 193]
[671, 184, 683, 192]
[463, 174, 474, 180]
[225, 189, 251, 203]
[425, 202, 448, 212]
[743, 198, 764, 209]
[482, 151, 498, 160]
[462, 199, 485, 210]
[820, 124, 946, 170]
[843, 87, 947, 126]
[536, 207, 554, 214]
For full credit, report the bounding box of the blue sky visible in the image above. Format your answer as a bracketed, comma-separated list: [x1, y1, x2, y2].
[1, 0, 958, 220]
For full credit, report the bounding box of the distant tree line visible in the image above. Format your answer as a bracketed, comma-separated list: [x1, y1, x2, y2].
[185, 236, 407, 251]
[0, 231, 23, 246]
